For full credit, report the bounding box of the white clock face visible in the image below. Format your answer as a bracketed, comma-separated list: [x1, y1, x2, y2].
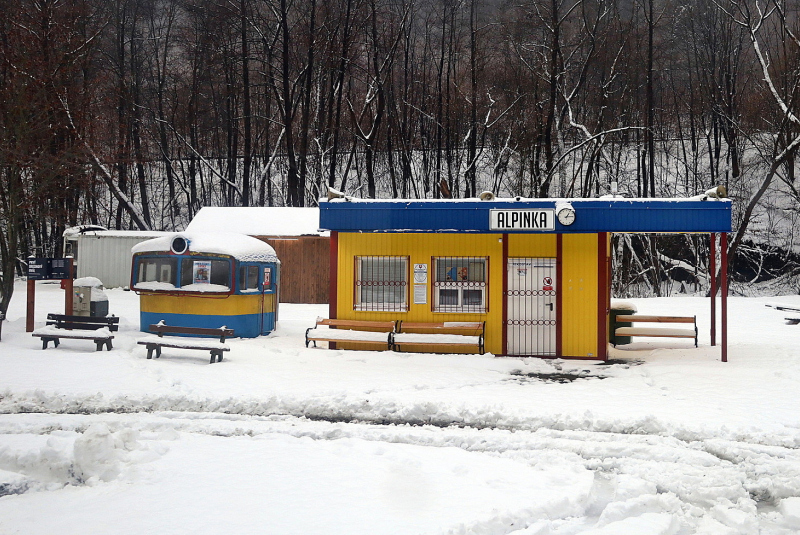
[557, 208, 576, 226]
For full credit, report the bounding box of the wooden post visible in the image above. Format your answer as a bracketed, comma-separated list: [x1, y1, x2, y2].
[721, 232, 728, 363]
[64, 258, 74, 315]
[26, 279, 35, 332]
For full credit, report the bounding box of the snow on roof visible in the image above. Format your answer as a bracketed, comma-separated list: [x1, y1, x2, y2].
[185, 207, 328, 237]
[131, 232, 280, 263]
[69, 230, 171, 239]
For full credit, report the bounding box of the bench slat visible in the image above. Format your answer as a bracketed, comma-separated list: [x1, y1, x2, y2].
[615, 315, 694, 323]
[615, 327, 696, 338]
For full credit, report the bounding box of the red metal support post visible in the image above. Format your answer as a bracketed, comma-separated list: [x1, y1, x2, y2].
[710, 233, 716, 347]
[721, 232, 728, 362]
[501, 234, 508, 356]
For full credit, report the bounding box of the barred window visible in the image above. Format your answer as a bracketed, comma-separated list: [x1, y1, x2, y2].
[355, 256, 408, 311]
[433, 257, 487, 313]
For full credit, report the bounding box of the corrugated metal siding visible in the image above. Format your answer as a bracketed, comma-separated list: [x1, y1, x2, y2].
[77, 235, 155, 288]
[507, 234, 557, 257]
[560, 234, 600, 358]
[337, 233, 504, 354]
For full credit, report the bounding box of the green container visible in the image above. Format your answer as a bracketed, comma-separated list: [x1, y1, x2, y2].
[610, 307, 636, 345]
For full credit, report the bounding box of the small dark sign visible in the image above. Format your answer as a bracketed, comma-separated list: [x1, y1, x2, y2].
[49, 258, 72, 279]
[27, 258, 51, 280]
[27, 258, 72, 280]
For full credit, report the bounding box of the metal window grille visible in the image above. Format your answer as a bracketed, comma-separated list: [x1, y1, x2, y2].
[355, 256, 408, 311]
[433, 257, 487, 313]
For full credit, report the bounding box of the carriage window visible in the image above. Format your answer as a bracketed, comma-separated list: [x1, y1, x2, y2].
[240, 265, 260, 290]
[433, 257, 487, 313]
[180, 258, 231, 290]
[355, 256, 408, 311]
[135, 257, 177, 288]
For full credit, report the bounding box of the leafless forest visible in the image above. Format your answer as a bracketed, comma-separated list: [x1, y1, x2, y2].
[2, 0, 800, 310]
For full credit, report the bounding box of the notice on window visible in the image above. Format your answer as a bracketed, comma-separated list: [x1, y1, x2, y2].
[414, 284, 427, 304]
[193, 261, 211, 284]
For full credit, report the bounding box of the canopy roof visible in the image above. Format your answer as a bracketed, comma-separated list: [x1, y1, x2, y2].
[318, 197, 732, 234]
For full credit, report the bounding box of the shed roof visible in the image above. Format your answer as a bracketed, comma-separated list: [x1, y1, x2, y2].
[186, 207, 328, 237]
[318, 197, 732, 234]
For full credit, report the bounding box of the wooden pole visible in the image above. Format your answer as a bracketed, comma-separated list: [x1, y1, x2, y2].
[26, 279, 35, 332]
[64, 258, 74, 315]
[721, 232, 728, 363]
[710, 233, 716, 346]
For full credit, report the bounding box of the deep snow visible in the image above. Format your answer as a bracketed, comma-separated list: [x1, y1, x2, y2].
[2, 281, 800, 534]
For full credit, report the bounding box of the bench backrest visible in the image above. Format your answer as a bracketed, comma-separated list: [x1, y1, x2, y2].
[316, 318, 397, 332]
[149, 323, 235, 340]
[398, 321, 485, 335]
[47, 313, 120, 331]
[615, 315, 694, 323]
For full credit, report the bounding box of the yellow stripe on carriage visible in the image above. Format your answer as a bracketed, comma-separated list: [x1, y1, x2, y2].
[140, 293, 276, 316]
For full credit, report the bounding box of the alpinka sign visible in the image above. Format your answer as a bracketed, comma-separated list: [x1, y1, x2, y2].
[489, 209, 554, 231]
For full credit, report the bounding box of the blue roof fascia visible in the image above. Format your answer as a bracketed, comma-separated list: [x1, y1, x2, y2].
[318, 199, 732, 233]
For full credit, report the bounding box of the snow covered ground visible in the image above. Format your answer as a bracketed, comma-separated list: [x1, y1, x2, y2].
[2, 281, 800, 534]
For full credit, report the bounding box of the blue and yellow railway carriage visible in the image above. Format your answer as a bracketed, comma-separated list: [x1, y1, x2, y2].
[131, 232, 280, 337]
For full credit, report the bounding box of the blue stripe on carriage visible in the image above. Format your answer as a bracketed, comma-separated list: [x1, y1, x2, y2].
[140, 311, 275, 338]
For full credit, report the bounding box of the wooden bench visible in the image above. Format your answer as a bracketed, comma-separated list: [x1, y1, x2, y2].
[392, 321, 485, 354]
[305, 318, 397, 350]
[138, 323, 234, 364]
[613, 315, 697, 347]
[32, 314, 120, 351]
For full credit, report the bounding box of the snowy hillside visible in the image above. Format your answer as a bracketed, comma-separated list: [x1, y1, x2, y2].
[2, 281, 800, 534]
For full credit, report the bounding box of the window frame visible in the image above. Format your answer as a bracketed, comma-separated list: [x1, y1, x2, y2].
[354, 256, 409, 312]
[432, 256, 488, 313]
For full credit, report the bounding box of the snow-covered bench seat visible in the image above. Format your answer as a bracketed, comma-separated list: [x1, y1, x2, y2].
[392, 321, 485, 354]
[138, 323, 234, 364]
[613, 315, 697, 347]
[305, 318, 397, 350]
[32, 314, 119, 351]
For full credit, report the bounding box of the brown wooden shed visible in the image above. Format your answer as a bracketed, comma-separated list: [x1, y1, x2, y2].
[185, 207, 329, 304]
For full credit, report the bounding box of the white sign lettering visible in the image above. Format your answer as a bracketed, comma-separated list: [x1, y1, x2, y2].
[490, 209, 554, 231]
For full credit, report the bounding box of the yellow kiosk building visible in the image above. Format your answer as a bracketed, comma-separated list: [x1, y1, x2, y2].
[319, 197, 732, 360]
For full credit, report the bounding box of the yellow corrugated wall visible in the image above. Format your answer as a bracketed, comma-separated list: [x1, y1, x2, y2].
[335, 232, 605, 357]
[560, 234, 600, 358]
[507, 234, 557, 257]
[337, 233, 504, 353]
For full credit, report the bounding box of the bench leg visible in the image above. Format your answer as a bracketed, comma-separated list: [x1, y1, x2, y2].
[146, 347, 154, 359]
[210, 351, 222, 364]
